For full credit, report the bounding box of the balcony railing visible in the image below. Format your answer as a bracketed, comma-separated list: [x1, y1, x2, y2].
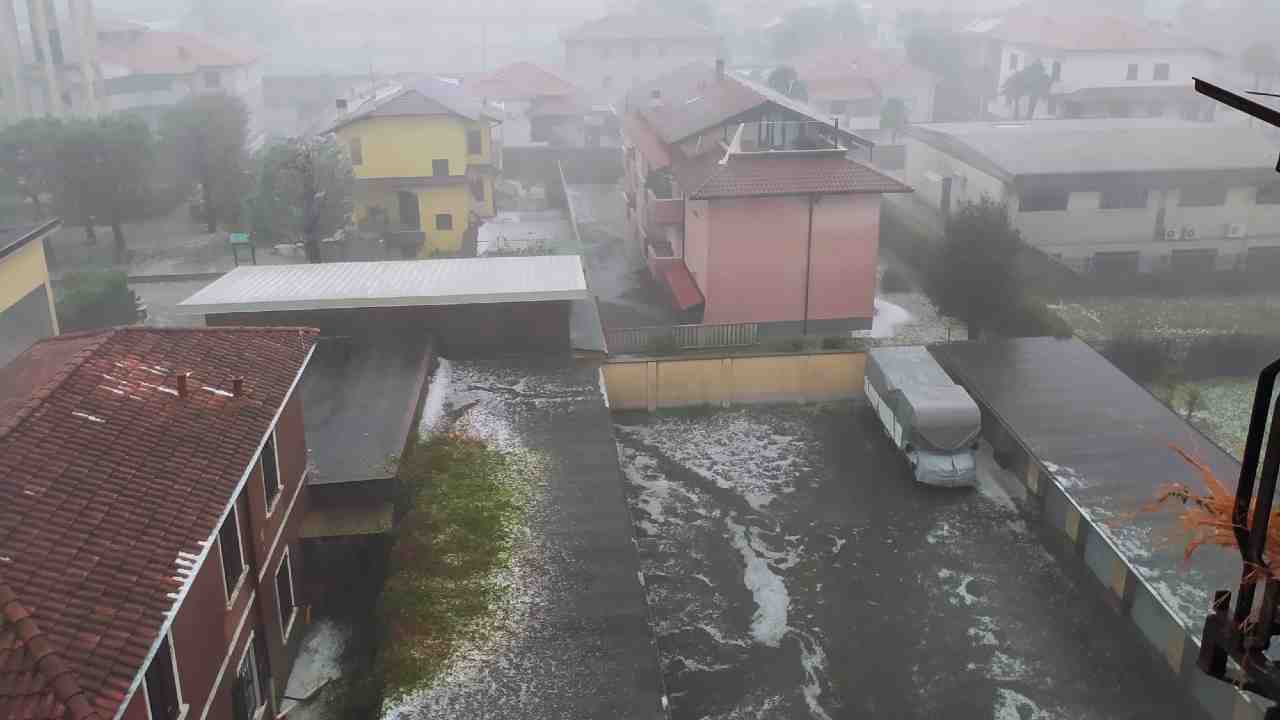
[731, 120, 846, 154]
[645, 190, 684, 237]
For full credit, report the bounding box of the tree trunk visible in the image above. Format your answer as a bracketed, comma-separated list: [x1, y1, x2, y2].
[203, 173, 217, 233]
[111, 214, 126, 265]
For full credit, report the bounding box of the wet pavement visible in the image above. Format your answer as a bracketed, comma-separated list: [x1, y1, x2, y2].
[614, 403, 1206, 720]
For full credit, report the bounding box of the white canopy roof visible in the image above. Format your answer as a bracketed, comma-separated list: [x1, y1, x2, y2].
[178, 256, 590, 314]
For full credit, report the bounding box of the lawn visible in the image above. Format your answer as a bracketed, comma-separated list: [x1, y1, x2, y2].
[1051, 295, 1280, 342]
[1158, 377, 1278, 459]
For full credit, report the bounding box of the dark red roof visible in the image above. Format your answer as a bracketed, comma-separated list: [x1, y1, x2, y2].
[0, 327, 317, 720]
[793, 46, 935, 101]
[688, 154, 911, 199]
[469, 62, 578, 101]
[652, 259, 704, 311]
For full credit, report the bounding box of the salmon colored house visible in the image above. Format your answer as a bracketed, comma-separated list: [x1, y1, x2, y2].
[0, 326, 317, 720]
[624, 63, 911, 335]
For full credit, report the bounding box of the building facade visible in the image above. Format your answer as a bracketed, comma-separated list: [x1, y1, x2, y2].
[0, 326, 317, 720]
[624, 63, 909, 334]
[903, 120, 1280, 276]
[0, 220, 60, 367]
[791, 46, 938, 131]
[562, 11, 721, 102]
[330, 79, 499, 257]
[962, 9, 1232, 123]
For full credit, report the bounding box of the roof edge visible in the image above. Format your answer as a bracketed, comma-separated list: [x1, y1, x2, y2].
[0, 219, 63, 262]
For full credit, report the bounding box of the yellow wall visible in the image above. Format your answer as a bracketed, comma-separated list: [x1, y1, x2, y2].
[339, 115, 491, 180]
[0, 238, 59, 334]
[603, 352, 866, 411]
[339, 113, 494, 255]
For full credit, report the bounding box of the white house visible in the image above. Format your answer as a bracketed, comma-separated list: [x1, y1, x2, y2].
[962, 9, 1233, 123]
[562, 10, 722, 103]
[903, 119, 1280, 276]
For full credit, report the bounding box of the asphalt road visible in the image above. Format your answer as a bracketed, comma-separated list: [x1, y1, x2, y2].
[614, 403, 1207, 720]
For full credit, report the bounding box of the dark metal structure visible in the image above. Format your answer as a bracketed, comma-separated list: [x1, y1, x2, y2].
[1193, 78, 1280, 718]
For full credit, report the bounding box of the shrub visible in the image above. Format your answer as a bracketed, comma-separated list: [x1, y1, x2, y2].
[1183, 333, 1280, 380]
[879, 266, 912, 293]
[990, 297, 1073, 339]
[1103, 332, 1175, 386]
[55, 270, 144, 332]
[820, 335, 852, 350]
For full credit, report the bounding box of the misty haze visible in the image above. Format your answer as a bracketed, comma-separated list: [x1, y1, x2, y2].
[2, 1, 1280, 719]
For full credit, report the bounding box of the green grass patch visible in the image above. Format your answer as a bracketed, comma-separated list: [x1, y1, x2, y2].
[372, 433, 541, 709]
[1053, 296, 1280, 342]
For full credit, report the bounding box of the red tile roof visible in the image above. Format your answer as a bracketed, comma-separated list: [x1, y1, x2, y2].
[792, 46, 935, 101]
[687, 154, 912, 199]
[0, 327, 317, 720]
[468, 62, 578, 101]
[97, 30, 258, 75]
[623, 112, 673, 169]
[965, 9, 1209, 52]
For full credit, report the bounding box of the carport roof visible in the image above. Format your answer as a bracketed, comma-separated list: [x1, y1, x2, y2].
[178, 256, 590, 314]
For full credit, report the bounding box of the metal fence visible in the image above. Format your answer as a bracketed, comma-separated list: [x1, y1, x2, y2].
[607, 322, 759, 354]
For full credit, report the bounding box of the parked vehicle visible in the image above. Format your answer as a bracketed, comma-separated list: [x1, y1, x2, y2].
[865, 346, 981, 487]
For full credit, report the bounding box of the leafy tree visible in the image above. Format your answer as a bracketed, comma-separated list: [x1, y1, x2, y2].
[54, 115, 154, 261]
[1243, 42, 1279, 90]
[770, 2, 863, 60]
[767, 65, 809, 101]
[160, 93, 249, 233]
[925, 197, 1025, 339]
[246, 136, 354, 262]
[880, 97, 908, 141]
[55, 270, 144, 331]
[1002, 60, 1054, 119]
[0, 117, 63, 221]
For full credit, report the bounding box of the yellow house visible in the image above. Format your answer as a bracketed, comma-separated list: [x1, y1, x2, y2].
[330, 79, 500, 256]
[0, 220, 61, 367]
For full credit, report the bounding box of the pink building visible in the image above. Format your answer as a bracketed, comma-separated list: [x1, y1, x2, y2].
[623, 63, 911, 335]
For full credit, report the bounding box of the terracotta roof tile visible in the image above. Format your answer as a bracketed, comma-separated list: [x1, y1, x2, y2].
[688, 154, 912, 199]
[97, 31, 257, 76]
[469, 62, 579, 101]
[965, 9, 1209, 52]
[0, 327, 317, 720]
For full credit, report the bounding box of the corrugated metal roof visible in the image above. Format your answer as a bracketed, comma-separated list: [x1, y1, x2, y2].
[178, 257, 590, 314]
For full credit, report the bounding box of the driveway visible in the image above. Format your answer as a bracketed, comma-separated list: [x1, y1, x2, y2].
[614, 404, 1205, 720]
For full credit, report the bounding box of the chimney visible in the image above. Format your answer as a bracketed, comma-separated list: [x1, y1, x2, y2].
[336, 98, 348, 111]
[232, 377, 244, 397]
[715, 58, 725, 80]
[176, 372, 190, 398]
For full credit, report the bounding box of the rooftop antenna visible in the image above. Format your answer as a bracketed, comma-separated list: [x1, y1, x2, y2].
[1191, 76, 1280, 718]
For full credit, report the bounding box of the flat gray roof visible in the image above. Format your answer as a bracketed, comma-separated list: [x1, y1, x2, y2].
[178, 256, 590, 314]
[908, 120, 1280, 180]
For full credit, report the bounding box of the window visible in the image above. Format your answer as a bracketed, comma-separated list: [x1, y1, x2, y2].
[1257, 183, 1280, 205]
[349, 137, 363, 165]
[204, 71, 221, 89]
[435, 213, 453, 231]
[219, 502, 246, 603]
[1126, 63, 1139, 80]
[1154, 63, 1170, 81]
[829, 100, 848, 114]
[231, 636, 266, 720]
[470, 177, 485, 202]
[261, 432, 282, 513]
[1008, 53, 1019, 71]
[1051, 61, 1061, 81]
[432, 159, 449, 177]
[1019, 189, 1069, 212]
[144, 632, 184, 720]
[1100, 186, 1148, 210]
[276, 552, 297, 640]
[467, 129, 482, 155]
[1179, 185, 1227, 207]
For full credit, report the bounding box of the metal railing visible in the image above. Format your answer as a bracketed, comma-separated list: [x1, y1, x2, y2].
[607, 322, 759, 354]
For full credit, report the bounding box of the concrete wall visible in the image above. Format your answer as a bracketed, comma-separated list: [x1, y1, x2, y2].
[701, 194, 878, 327]
[603, 351, 866, 410]
[565, 36, 720, 101]
[0, 235, 59, 365]
[903, 135, 1009, 212]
